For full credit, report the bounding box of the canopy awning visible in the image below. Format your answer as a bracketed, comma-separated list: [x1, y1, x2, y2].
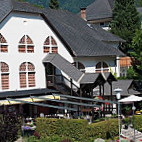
[0, 95, 60, 106]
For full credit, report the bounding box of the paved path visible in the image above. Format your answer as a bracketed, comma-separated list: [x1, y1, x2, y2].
[121, 125, 142, 141]
[15, 137, 23, 142]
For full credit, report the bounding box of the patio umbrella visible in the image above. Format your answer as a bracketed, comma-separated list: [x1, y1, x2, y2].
[119, 95, 142, 104]
[119, 95, 142, 141]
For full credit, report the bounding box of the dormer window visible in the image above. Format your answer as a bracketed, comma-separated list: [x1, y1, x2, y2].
[18, 35, 34, 53]
[0, 34, 8, 52]
[43, 36, 58, 53]
[96, 62, 109, 73]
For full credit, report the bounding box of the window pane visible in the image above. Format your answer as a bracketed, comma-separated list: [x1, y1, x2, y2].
[26, 35, 33, 44]
[1, 62, 9, 72]
[19, 45, 26, 53]
[1, 74, 9, 90]
[19, 35, 26, 44]
[20, 73, 27, 88]
[52, 47, 58, 53]
[96, 62, 101, 69]
[1, 45, 8, 52]
[0, 34, 7, 43]
[27, 45, 34, 53]
[78, 62, 85, 70]
[51, 37, 57, 45]
[44, 46, 50, 53]
[20, 63, 26, 71]
[28, 63, 35, 71]
[44, 37, 50, 45]
[103, 62, 108, 68]
[28, 72, 35, 87]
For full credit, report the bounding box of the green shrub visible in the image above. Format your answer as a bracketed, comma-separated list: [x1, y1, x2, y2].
[133, 115, 142, 131]
[87, 119, 118, 140]
[36, 118, 118, 142]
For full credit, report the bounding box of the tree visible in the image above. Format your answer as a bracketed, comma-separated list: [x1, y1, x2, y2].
[137, 0, 142, 7]
[110, 0, 141, 54]
[0, 112, 21, 142]
[130, 29, 142, 80]
[49, 0, 59, 9]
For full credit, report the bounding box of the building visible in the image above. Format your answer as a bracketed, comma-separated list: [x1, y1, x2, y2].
[0, 0, 126, 117]
[81, 0, 142, 30]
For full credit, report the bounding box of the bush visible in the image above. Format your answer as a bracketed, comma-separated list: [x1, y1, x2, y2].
[133, 115, 142, 131]
[36, 118, 88, 142]
[86, 119, 118, 140]
[36, 118, 119, 141]
[0, 112, 22, 142]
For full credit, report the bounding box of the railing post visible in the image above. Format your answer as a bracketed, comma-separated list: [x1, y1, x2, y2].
[70, 78, 73, 96]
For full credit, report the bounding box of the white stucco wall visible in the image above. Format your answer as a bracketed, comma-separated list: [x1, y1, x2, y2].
[74, 56, 120, 77]
[0, 12, 73, 92]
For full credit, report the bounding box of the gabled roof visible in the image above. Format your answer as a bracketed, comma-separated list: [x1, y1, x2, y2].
[43, 53, 107, 86]
[104, 80, 140, 96]
[86, 0, 142, 21]
[0, 0, 124, 57]
[43, 53, 83, 82]
[86, 0, 113, 21]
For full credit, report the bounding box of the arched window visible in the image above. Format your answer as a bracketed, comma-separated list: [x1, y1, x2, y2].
[19, 62, 35, 88]
[95, 62, 109, 73]
[72, 62, 85, 72]
[0, 34, 8, 52]
[18, 35, 34, 53]
[43, 36, 58, 53]
[0, 62, 9, 90]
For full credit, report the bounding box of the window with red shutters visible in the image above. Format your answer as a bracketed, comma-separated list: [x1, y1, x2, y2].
[43, 36, 58, 53]
[18, 35, 34, 53]
[19, 62, 35, 88]
[0, 34, 8, 53]
[0, 62, 9, 90]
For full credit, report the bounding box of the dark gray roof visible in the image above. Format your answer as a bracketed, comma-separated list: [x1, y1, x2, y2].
[86, 0, 142, 22]
[43, 53, 83, 82]
[0, 0, 124, 57]
[0, 88, 58, 99]
[86, 0, 113, 21]
[80, 73, 103, 84]
[91, 25, 125, 42]
[43, 53, 107, 85]
[103, 80, 140, 96]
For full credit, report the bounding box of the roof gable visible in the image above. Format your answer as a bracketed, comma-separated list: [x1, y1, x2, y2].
[0, 0, 124, 57]
[86, 0, 113, 21]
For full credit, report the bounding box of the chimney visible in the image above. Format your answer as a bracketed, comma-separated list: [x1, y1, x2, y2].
[80, 7, 86, 20]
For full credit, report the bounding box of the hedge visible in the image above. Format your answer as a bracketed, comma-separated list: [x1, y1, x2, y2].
[87, 119, 118, 140]
[36, 118, 119, 142]
[133, 115, 142, 131]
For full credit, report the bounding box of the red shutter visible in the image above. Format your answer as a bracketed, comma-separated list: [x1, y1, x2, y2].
[1, 74, 9, 90]
[28, 73, 35, 87]
[52, 47, 58, 53]
[20, 73, 27, 88]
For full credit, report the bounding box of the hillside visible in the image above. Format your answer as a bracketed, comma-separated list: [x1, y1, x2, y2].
[26, 0, 95, 13]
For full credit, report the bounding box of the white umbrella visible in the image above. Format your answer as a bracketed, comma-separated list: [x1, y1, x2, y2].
[119, 95, 142, 104]
[119, 95, 142, 141]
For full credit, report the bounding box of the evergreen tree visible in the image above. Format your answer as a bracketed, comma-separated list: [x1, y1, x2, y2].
[137, 0, 142, 6]
[110, 0, 141, 54]
[49, 0, 59, 9]
[130, 29, 142, 79]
